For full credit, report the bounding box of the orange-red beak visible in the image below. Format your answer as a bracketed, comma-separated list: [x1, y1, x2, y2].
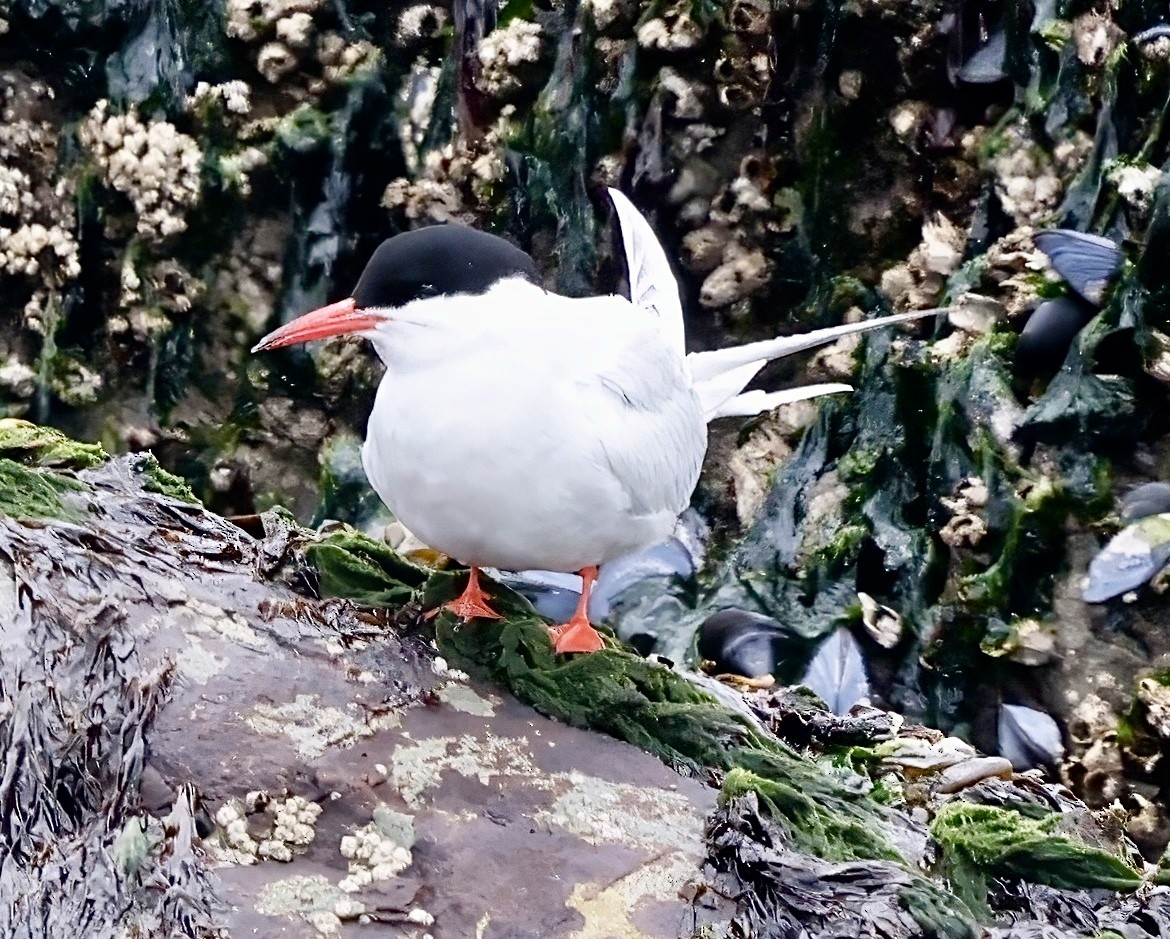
[251, 297, 384, 352]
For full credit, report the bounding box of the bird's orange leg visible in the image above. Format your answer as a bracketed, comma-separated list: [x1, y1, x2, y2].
[549, 566, 605, 654]
[442, 566, 502, 620]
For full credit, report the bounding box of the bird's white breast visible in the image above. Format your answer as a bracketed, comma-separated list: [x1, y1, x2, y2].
[361, 281, 706, 572]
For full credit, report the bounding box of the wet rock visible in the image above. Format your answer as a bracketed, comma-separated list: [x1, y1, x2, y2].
[0, 446, 717, 938]
[3, 432, 1164, 936]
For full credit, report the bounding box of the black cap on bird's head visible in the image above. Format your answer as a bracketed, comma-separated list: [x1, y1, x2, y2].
[252, 224, 539, 352]
[354, 224, 539, 309]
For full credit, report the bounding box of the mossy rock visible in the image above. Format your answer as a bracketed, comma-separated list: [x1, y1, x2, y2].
[0, 420, 199, 516]
[0, 418, 107, 469]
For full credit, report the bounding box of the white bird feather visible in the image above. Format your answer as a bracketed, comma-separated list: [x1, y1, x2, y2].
[607, 188, 686, 358]
[607, 188, 944, 420]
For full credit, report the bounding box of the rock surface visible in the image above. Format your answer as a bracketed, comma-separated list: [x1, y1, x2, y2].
[0, 445, 720, 938]
[2, 428, 1169, 939]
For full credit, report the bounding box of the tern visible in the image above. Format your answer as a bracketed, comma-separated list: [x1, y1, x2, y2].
[254, 189, 941, 653]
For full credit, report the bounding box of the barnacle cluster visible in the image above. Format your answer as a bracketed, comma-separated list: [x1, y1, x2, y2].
[626, 0, 786, 317]
[225, 0, 380, 89]
[938, 477, 990, 549]
[476, 18, 542, 96]
[636, 0, 704, 51]
[112, 258, 207, 345]
[684, 158, 777, 311]
[337, 810, 414, 892]
[382, 108, 512, 223]
[79, 101, 203, 241]
[0, 74, 80, 288]
[394, 3, 448, 47]
[186, 79, 253, 116]
[213, 790, 323, 864]
[1107, 160, 1162, 214]
[1071, 10, 1123, 68]
[990, 121, 1092, 226]
[879, 214, 965, 311]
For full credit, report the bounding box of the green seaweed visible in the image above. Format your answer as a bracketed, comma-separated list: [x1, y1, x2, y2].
[136, 453, 201, 505]
[0, 422, 204, 514]
[721, 762, 899, 863]
[0, 418, 107, 469]
[898, 881, 981, 939]
[930, 803, 1143, 912]
[306, 529, 430, 607]
[0, 457, 87, 520]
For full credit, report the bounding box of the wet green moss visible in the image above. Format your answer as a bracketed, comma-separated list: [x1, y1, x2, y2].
[306, 530, 430, 607]
[0, 420, 99, 521]
[0, 418, 107, 469]
[0, 458, 87, 520]
[0, 421, 202, 513]
[930, 803, 1143, 912]
[136, 453, 201, 505]
[721, 761, 899, 863]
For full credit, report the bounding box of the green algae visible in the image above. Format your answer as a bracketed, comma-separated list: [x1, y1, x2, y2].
[0, 421, 203, 515]
[0, 457, 87, 520]
[0, 419, 98, 520]
[721, 762, 899, 863]
[136, 453, 201, 505]
[0, 418, 107, 469]
[306, 529, 430, 607]
[930, 803, 1143, 912]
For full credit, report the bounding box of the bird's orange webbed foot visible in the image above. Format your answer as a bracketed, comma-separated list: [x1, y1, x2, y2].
[441, 567, 502, 620]
[549, 566, 604, 653]
[549, 617, 605, 654]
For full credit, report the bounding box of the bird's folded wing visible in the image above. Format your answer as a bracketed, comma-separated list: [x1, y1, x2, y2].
[608, 188, 686, 359]
[585, 334, 705, 519]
